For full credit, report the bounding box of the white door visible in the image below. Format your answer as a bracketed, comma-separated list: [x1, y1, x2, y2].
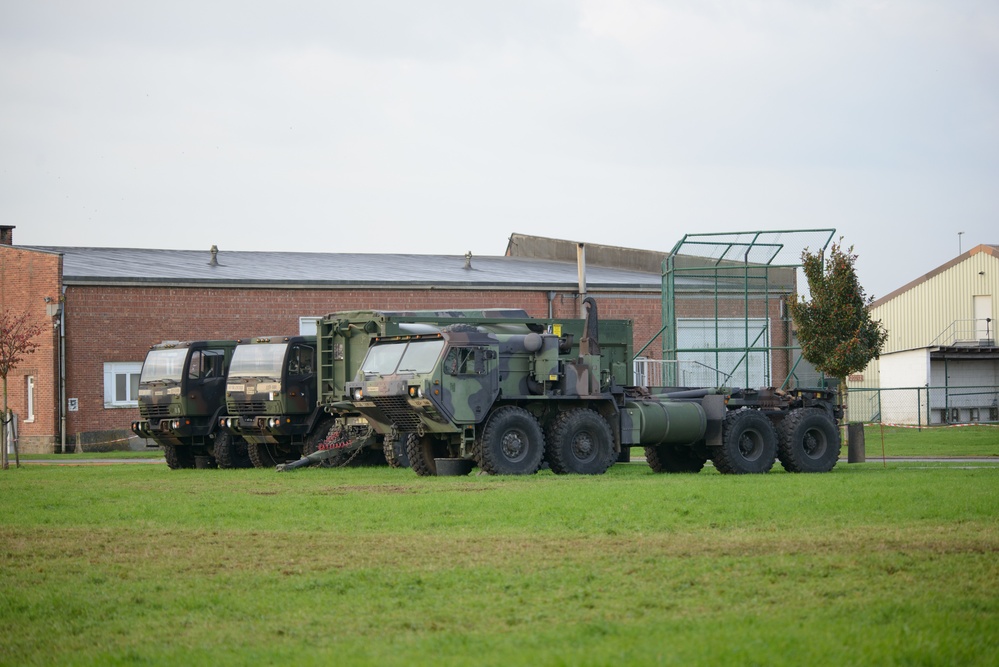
[973, 295, 993, 342]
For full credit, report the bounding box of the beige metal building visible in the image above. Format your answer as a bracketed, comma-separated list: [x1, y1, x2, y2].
[850, 244, 998, 425]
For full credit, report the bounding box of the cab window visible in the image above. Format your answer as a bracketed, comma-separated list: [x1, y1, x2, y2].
[444, 347, 484, 375]
[188, 349, 225, 380]
[287, 345, 315, 375]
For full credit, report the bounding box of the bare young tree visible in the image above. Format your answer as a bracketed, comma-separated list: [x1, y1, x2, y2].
[788, 241, 888, 421]
[0, 309, 44, 469]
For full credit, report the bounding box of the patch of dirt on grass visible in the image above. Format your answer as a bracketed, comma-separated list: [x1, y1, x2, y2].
[4, 525, 996, 578]
[316, 485, 420, 495]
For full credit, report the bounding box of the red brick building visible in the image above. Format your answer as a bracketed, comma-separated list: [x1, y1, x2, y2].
[2, 229, 674, 452]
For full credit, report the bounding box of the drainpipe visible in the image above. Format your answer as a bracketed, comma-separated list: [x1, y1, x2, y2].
[547, 291, 556, 319]
[59, 287, 67, 453]
[577, 243, 587, 318]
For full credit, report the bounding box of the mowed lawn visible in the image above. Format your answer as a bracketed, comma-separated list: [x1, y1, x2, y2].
[2, 456, 998, 666]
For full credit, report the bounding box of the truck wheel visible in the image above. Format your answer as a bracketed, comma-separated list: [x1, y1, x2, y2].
[478, 406, 545, 475]
[213, 432, 252, 469]
[303, 418, 348, 468]
[406, 433, 446, 476]
[383, 435, 411, 469]
[545, 409, 616, 475]
[645, 443, 707, 473]
[710, 409, 778, 474]
[777, 408, 840, 473]
[163, 444, 195, 470]
[247, 443, 280, 468]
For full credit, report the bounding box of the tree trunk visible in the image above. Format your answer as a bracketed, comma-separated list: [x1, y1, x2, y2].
[2, 376, 8, 470]
[839, 375, 848, 425]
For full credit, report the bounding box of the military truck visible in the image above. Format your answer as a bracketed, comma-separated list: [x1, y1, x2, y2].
[220, 335, 346, 467]
[309, 309, 635, 471]
[131, 340, 251, 470]
[344, 298, 843, 476]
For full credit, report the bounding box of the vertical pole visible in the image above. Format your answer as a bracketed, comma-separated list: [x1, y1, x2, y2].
[919, 386, 923, 431]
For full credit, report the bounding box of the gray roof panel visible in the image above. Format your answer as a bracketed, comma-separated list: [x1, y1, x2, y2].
[24, 246, 664, 289]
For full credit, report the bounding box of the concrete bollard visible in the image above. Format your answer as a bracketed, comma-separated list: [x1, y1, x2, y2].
[847, 423, 865, 463]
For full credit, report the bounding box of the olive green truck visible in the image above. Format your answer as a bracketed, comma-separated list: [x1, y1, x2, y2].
[341, 298, 842, 476]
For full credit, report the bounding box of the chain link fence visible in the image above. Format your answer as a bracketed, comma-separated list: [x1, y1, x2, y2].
[849, 386, 999, 427]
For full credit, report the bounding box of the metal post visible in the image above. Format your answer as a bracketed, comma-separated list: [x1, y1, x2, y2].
[847, 423, 865, 463]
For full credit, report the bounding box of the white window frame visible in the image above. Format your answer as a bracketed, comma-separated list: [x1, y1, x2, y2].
[104, 362, 143, 408]
[24, 375, 35, 422]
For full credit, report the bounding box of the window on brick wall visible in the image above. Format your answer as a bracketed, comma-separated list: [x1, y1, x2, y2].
[25, 376, 35, 422]
[299, 316, 320, 336]
[104, 362, 142, 408]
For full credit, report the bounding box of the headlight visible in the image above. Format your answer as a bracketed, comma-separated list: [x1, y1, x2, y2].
[352, 388, 363, 400]
[408, 386, 424, 398]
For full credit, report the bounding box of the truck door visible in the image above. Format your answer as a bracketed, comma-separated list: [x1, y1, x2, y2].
[440, 345, 498, 424]
[187, 348, 226, 418]
[285, 343, 316, 413]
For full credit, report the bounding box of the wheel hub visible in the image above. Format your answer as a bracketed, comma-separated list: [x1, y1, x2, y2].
[571, 432, 595, 460]
[802, 429, 826, 457]
[739, 432, 763, 460]
[501, 430, 527, 461]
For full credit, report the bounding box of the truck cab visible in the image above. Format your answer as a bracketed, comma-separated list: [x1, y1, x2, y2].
[131, 340, 248, 469]
[221, 336, 328, 467]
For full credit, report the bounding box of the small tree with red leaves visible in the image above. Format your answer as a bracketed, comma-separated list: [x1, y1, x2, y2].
[789, 241, 888, 421]
[1, 309, 44, 469]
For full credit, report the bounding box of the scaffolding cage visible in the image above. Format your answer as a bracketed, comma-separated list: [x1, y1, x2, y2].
[653, 229, 836, 390]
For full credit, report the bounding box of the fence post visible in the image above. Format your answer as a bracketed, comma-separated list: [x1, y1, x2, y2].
[919, 386, 923, 432]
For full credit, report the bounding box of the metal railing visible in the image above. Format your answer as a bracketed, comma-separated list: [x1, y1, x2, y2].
[929, 319, 995, 347]
[848, 385, 999, 427]
[633, 358, 734, 388]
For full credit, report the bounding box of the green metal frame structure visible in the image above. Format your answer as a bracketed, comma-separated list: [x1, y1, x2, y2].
[660, 229, 836, 389]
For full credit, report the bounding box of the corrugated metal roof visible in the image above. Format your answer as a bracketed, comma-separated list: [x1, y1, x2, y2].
[871, 244, 999, 308]
[23, 246, 665, 289]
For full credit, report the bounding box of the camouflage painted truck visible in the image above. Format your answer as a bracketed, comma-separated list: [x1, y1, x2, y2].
[276, 309, 635, 471]
[343, 298, 844, 476]
[131, 340, 251, 469]
[219, 335, 340, 468]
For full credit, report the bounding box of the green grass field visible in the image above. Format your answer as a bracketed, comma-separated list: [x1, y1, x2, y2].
[2, 451, 998, 666]
[858, 423, 999, 458]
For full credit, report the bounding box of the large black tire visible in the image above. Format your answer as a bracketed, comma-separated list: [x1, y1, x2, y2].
[545, 408, 616, 475]
[383, 435, 411, 469]
[163, 444, 196, 470]
[645, 443, 707, 473]
[478, 406, 545, 475]
[710, 409, 778, 474]
[213, 431, 252, 469]
[406, 433, 447, 477]
[777, 408, 841, 473]
[247, 442, 281, 469]
[302, 418, 348, 468]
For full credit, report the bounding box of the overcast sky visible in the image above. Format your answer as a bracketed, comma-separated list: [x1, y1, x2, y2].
[1, 0, 996, 299]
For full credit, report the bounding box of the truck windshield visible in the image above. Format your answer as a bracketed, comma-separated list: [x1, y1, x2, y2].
[361, 339, 445, 375]
[140, 348, 189, 383]
[228, 343, 288, 379]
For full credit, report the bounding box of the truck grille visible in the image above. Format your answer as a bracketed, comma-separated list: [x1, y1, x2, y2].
[231, 401, 267, 415]
[370, 396, 422, 431]
[141, 405, 171, 419]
